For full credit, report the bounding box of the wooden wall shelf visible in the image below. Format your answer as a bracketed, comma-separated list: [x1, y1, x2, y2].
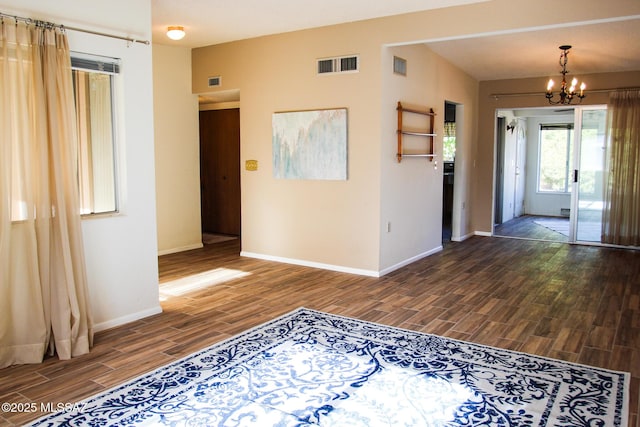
[396, 101, 436, 163]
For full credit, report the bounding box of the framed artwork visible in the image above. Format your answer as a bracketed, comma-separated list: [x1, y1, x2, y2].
[272, 108, 347, 180]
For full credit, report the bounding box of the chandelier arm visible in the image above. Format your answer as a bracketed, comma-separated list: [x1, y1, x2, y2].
[559, 52, 565, 70]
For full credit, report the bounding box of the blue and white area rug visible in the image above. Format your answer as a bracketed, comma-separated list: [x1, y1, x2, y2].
[32, 308, 629, 426]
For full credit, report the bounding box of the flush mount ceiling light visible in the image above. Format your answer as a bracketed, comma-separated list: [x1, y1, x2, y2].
[166, 26, 185, 41]
[545, 45, 586, 105]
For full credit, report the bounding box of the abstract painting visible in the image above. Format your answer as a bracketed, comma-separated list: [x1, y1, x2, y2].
[272, 108, 347, 180]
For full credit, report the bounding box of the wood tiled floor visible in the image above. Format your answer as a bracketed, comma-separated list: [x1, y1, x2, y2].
[1, 236, 638, 426]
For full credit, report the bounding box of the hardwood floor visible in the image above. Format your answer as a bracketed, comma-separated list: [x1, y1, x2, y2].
[1, 236, 639, 426]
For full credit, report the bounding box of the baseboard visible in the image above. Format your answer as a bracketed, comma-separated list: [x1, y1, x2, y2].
[93, 305, 163, 333]
[378, 246, 443, 276]
[242, 247, 444, 278]
[474, 231, 492, 237]
[451, 231, 478, 242]
[240, 251, 380, 277]
[158, 242, 203, 256]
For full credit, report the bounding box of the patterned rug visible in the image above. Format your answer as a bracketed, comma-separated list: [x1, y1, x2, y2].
[31, 308, 629, 426]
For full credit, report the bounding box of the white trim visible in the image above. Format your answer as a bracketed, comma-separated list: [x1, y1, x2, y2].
[93, 305, 163, 332]
[387, 15, 640, 46]
[452, 231, 476, 242]
[242, 246, 446, 278]
[241, 251, 379, 277]
[158, 242, 204, 256]
[475, 231, 493, 237]
[378, 246, 443, 276]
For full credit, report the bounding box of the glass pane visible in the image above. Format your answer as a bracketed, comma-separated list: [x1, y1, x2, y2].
[539, 127, 571, 192]
[443, 122, 456, 161]
[576, 108, 607, 242]
[73, 69, 117, 215]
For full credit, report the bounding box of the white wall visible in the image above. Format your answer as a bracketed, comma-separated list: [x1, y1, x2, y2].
[2, 0, 162, 330]
[153, 44, 203, 255]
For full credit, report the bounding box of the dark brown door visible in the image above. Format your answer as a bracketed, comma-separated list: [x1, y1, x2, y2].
[199, 108, 241, 236]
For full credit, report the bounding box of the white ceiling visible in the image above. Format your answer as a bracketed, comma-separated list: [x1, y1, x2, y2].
[151, 0, 489, 48]
[425, 18, 640, 81]
[151, 0, 640, 82]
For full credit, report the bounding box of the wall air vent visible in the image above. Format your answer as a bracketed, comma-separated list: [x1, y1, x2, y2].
[393, 56, 407, 76]
[208, 76, 221, 87]
[317, 55, 359, 75]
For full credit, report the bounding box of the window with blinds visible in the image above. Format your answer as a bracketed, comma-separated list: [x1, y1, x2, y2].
[72, 53, 120, 215]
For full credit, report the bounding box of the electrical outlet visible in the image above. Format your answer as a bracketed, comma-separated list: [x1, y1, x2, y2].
[386, 222, 391, 233]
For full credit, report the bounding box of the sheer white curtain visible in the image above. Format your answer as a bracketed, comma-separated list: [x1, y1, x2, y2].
[602, 90, 640, 246]
[0, 19, 93, 367]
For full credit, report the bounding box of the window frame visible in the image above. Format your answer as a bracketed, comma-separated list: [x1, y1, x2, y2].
[71, 52, 121, 217]
[537, 123, 574, 194]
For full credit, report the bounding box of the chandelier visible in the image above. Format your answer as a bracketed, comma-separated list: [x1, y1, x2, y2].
[545, 45, 586, 105]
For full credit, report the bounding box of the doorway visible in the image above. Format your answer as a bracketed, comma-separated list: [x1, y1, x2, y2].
[442, 102, 456, 242]
[494, 115, 526, 227]
[493, 106, 608, 244]
[199, 108, 241, 239]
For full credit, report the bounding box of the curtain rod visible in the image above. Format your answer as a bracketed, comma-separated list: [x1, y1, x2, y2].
[0, 11, 150, 45]
[490, 87, 640, 100]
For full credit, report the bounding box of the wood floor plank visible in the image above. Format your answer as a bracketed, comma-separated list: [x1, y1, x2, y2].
[20, 363, 114, 402]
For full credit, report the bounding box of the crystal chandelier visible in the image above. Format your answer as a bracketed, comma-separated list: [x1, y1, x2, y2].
[545, 45, 586, 105]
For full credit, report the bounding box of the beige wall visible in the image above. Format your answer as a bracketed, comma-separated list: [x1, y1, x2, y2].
[380, 44, 478, 272]
[153, 44, 203, 255]
[190, 0, 640, 275]
[192, 28, 480, 274]
[475, 71, 640, 234]
[193, 25, 383, 274]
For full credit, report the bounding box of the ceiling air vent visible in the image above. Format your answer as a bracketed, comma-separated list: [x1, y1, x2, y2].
[317, 55, 359, 75]
[208, 76, 221, 87]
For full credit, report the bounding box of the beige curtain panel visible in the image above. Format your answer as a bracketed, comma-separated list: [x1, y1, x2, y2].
[0, 19, 93, 367]
[602, 90, 640, 246]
